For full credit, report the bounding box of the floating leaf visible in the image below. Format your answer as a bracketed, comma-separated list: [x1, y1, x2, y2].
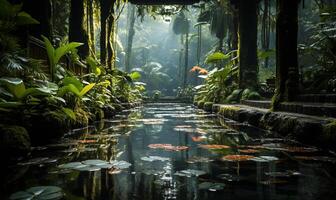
[148, 144, 189, 151]
[58, 159, 130, 171]
[9, 186, 63, 200]
[141, 156, 170, 162]
[221, 155, 255, 162]
[217, 174, 241, 182]
[175, 169, 206, 177]
[199, 144, 231, 149]
[18, 157, 57, 166]
[199, 182, 225, 191]
[259, 179, 288, 185]
[110, 160, 132, 169]
[251, 156, 279, 162]
[265, 171, 302, 178]
[187, 156, 213, 163]
[148, 144, 173, 149]
[82, 159, 109, 166]
[238, 149, 260, 154]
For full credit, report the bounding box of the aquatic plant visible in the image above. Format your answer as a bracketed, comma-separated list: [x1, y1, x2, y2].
[9, 186, 63, 200]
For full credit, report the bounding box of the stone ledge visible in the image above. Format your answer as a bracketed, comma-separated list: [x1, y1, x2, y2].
[209, 103, 336, 149]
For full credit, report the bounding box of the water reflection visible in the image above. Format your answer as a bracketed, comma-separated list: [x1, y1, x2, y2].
[2, 103, 336, 200]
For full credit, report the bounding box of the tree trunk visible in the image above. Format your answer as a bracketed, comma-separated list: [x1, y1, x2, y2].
[183, 29, 189, 88]
[69, 0, 89, 58]
[229, 6, 239, 50]
[100, 0, 110, 65]
[88, 0, 95, 55]
[274, 0, 300, 107]
[125, 4, 136, 72]
[262, 0, 271, 68]
[237, 0, 258, 89]
[106, 16, 114, 68]
[179, 35, 184, 87]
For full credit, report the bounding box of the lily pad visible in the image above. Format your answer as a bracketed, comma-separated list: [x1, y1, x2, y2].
[58, 159, 131, 171]
[187, 156, 213, 163]
[265, 170, 302, 178]
[217, 174, 241, 182]
[199, 144, 231, 150]
[148, 144, 189, 151]
[10, 186, 63, 200]
[199, 182, 225, 191]
[82, 159, 109, 166]
[251, 156, 279, 162]
[110, 160, 132, 169]
[141, 156, 170, 162]
[174, 169, 206, 177]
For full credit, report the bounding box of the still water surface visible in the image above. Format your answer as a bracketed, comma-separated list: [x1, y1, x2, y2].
[3, 103, 336, 200]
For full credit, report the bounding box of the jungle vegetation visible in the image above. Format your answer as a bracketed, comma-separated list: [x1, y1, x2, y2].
[0, 0, 335, 154]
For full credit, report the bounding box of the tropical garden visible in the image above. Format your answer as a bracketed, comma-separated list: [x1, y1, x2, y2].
[1, 0, 336, 199]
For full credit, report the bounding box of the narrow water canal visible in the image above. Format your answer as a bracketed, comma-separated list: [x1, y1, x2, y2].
[4, 103, 336, 200]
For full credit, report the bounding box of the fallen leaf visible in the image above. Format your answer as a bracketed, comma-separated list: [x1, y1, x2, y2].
[238, 149, 260, 154]
[221, 155, 255, 161]
[199, 144, 231, 149]
[148, 144, 189, 151]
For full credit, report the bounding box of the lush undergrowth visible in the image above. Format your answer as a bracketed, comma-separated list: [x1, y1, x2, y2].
[0, 0, 144, 159]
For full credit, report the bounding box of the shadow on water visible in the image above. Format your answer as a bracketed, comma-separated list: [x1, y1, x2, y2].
[2, 103, 336, 200]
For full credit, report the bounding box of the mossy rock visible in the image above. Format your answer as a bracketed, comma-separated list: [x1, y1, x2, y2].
[241, 89, 261, 100]
[204, 102, 214, 112]
[0, 125, 31, 159]
[197, 100, 205, 109]
[226, 89, 242, 103]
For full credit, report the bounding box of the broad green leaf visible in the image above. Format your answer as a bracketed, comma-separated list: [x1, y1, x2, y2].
[0, 101, 23, 108]
[79, 83, 95, 97]
[61, 107, 76, 120]
[41, 35, 55, 70]
[54, 42, 83, 65]
[62, 77, 83, 90]
[0, 77, 26, 99]
[205, 52, 230, 64]
[16, 11, 39, 25]
[58, 84, 80, 97]
[129, 71, 141, 81]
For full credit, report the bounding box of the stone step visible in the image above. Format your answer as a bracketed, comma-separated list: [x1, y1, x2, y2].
[296, 94, 336, 103]
[212, 104, 336, 149]
[279, 102, 336, 118]
[241, 100, 271, 109]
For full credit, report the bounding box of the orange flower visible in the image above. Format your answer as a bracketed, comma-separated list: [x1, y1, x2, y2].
[199, 69, 208, 75]
[190, 66, 201, 72]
